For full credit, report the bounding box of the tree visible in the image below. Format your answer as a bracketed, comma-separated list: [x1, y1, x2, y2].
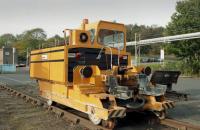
[20, 28, 47, 49]
[0, 33, 16, 47]
[45, 35, 64, 47]
[13, 28, 47, 63]
[166, 0, 200, 75]
[126, 24, 164, 55]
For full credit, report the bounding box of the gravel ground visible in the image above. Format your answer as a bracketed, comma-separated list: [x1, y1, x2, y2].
[0, 89, 75, 130]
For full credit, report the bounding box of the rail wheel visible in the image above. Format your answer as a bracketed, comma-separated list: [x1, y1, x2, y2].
[88, 113, 102, 125]
[47, 99, 55, 106]
[102, 119, 116, 129]
[154, 110, 166, 120]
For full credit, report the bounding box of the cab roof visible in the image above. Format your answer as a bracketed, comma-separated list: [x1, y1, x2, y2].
[85, 20, 126, 32]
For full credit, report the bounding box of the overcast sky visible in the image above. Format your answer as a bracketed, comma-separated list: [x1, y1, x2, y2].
[0, 0, 180, 37]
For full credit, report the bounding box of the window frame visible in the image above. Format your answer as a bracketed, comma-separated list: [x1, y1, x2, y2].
[97, 29, 125, 50]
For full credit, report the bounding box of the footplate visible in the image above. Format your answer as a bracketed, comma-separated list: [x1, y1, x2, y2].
[162, 101, 175, 110]
[108, 108, 126, 118]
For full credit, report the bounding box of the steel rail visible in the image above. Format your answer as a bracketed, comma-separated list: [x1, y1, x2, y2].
[0, 83, 111, 130]
[161, 118, 200, 130]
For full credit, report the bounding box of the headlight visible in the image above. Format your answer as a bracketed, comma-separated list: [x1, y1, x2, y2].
[79, 32, 88, 43]
[81, 66, 93, 78]
[143, 66, 151, 76]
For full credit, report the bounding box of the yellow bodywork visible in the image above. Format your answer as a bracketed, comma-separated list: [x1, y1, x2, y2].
[30, 19, 173, 122]
[30, 45, 127, 121]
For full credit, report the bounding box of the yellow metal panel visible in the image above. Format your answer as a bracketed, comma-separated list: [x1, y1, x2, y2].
[39, 80, 51, 91]
[52, 83, 67, 97]
[39, 80, 52, 99]
[50, 46, 64, 51]
[30, 62, 50, 80]
[31, 55, 41, 61]
[31, 48, 51, 62]
[49, 51, 64, 60]
[30, 46, 66, 81]
[49, 62, 65, 82]
[31, 53, 50, 62]
[31, 48, 50, 55]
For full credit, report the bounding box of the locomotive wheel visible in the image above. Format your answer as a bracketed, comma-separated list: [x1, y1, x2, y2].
[88, 113, 102, 125]
[154, 110, 166, 120]
[47, 99, 54, 106]
[102, 119, 116, 129]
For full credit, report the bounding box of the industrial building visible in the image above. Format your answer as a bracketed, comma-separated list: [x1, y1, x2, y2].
[0, 47, 17, 65]
[0, 47, 17, 73]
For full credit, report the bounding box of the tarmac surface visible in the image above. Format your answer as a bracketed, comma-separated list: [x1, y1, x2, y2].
[0, 67, 199, 129]
[168, 78, 200, 126]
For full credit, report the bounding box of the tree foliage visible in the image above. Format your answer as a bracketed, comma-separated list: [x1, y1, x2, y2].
[0, 33, 16, 47]
[14, 28, 47, 62]
[0, 28, 63, 63]
[166, 0, 200, 75]
[45, 35, 64, 47]
[126, 24, 164, 54]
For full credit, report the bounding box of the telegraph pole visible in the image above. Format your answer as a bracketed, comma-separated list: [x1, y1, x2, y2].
[134, 33, 137, 66]
[138, 34, 141, 65]
[26, 48, 29, 67]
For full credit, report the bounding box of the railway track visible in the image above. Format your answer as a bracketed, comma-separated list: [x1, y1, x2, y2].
[0, 81, 200, 130]
[0, 82, 111, 130]
[161, 118, 200, 130]
[0, 86, 70, 130]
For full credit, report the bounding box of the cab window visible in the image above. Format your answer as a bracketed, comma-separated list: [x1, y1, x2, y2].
[98, 29, 124, 50]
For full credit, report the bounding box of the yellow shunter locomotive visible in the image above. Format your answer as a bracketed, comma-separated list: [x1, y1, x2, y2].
[30, 19, 176, 128]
